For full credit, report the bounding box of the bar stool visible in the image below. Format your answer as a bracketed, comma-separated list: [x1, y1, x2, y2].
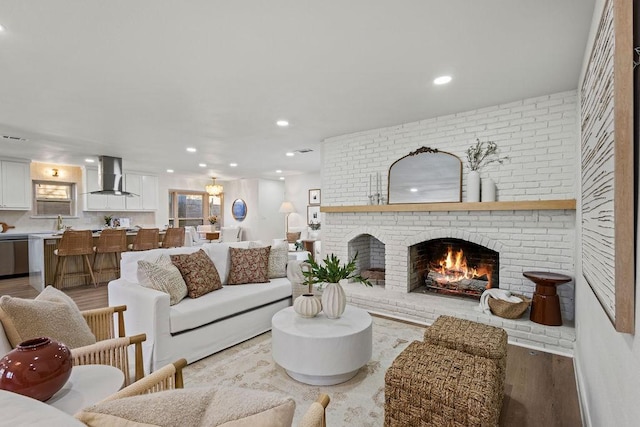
[128, 228, 160, 251]
[160, 227, 185, 248]
[93, 229, 127, 282]
[53, 230, 97, 288]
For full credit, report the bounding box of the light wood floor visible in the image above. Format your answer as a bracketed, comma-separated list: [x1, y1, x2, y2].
[1, 276, 582, 426]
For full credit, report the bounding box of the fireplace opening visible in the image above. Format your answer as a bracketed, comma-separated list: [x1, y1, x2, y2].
[348, 234, 385, 288]
[409, 238, 498, 299]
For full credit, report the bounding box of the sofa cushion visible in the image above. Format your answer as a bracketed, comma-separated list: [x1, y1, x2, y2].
[169, 278, 291, 334]
[170, 249, 222, 299]
[138, 255, 188, 305]
[75, 386, 295, 427]
[249, 241, 288, 279]
[203, 242, 250, 285]
[121, 246, 202, 283]
[0, 286, 96, 349]
[227, 247, 270, 285]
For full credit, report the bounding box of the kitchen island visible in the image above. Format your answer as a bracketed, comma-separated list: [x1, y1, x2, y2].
[28, 230, 164, 291]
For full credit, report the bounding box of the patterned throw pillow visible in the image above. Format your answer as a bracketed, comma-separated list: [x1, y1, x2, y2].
[227, 246, 270, 285]
[249, 241, 288, 279]
[170, 249, 222, 298]
[138, 257, 188, 305]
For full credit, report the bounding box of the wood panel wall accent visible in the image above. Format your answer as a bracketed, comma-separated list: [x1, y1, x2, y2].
[580, 0, 634, 333]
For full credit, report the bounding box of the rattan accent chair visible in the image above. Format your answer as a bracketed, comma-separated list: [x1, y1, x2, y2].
[92, 229, 127, 282]
[160, 227, 185, 248]
[128, 228, 160, 251]
[72, 305, 146, 386]
[53, 229, 97, 288]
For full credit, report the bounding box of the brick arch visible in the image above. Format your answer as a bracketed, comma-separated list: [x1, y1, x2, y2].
[401, 228, 505, 253]
[342, 227, 390, 247]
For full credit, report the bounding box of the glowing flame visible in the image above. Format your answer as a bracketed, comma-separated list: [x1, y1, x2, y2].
[434, 247, 478, 283]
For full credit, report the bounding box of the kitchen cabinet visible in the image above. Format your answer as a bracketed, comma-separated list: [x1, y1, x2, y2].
[84, 168, 126, 211]
[83, 168, 158, 212]
[0, 159, 31, 210]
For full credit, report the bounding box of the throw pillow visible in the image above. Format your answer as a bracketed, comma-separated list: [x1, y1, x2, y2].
[227, 246, 270, 285]
[249, 241, 288, 279]
[0, 286, 96, 349]
[138, 258, 188, 305]
[75, 387, 295, 427]
[286, 232, 301, 244]
[170, 249, 222, 298]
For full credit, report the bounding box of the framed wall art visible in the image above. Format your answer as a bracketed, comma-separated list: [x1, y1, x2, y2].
[308, 189, 321, 205]
[580, 0, 634, 333]
[307, 205, 320, 225]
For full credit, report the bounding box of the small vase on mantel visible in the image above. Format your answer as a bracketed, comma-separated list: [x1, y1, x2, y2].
[481, 178, 496, 202]
[467, 171, 481, 202]
[321, 281, 347, 319]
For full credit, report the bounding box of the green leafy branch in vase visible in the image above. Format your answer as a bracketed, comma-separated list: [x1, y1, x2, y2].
[302, 252, 372, 289]
[466, 138, 509, 171]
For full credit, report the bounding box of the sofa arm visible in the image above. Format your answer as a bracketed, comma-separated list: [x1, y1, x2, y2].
[108, 279, 171, 373]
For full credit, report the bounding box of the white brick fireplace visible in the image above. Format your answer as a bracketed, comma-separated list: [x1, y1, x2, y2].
[320, 90, 578, 354]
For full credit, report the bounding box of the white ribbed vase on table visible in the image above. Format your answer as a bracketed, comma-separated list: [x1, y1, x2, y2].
[293, 294, 322, 318]
[321, 281, 347, 319]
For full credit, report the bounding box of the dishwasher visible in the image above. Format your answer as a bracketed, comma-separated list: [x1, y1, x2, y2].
[0, 235, 29, 278]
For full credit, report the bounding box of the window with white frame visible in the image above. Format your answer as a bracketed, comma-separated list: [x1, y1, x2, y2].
[33, 181, 76, 216]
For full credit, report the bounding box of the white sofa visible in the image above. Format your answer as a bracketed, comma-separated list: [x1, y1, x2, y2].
[108, 241, 292, 372]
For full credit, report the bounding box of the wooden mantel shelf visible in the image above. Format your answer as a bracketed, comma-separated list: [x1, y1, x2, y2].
[320, 199, 576, 213]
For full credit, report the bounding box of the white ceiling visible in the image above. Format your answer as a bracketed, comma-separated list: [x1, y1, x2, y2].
[0, 0, 595, 181]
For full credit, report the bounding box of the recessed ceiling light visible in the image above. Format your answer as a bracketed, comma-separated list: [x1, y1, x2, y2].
[433, 75, 452, 85]
[166, 169, 174, 173]
[285, 152, 294, 157]
[410, 188, 418, 192]
[186, 147, 197, 153]
[276, 169, 282, 174]
[229, 163, 238, 167]
[0, 24, 5, 32]
[276, 120, 289, 127]
[199, 163, 207, 167]
[85, 158, 95, 163]
[279, 177, 285, 180]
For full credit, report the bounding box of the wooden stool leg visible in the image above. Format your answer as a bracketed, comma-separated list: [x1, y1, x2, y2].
[53, 257, 63, 288]
[56, 256, 68, 289]
[84, 254, 97, 287]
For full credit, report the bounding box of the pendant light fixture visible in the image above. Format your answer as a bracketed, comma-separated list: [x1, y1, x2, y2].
[205, 177, 223, 196]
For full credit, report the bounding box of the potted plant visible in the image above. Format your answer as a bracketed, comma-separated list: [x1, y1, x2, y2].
[302, 253, 371, 319]
[292, 262, 323, 318]
[465, 139, 509, 202]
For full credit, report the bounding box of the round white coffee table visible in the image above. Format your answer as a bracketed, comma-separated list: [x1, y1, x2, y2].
[271, 305, 372, 385]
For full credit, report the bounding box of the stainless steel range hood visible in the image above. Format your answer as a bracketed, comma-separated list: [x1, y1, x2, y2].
[90, 156, 137, 196]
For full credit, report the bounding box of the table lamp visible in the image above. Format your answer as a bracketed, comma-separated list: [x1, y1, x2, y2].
[278, 201, 296, 233]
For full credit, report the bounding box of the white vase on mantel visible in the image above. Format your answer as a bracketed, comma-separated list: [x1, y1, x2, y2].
[321, 281, 347, 319]
[467, 170, 481, 202]
[481, 178, 496, 202]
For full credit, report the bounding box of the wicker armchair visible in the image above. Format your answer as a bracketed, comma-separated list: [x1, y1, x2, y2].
[72, 305, 146, 385]
[94, 359, 329, 427]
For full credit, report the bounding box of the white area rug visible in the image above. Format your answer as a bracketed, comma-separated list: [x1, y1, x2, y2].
[183, 315, 425, 426]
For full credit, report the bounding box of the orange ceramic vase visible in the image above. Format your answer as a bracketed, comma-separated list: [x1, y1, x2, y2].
[0, 337, 73, 401]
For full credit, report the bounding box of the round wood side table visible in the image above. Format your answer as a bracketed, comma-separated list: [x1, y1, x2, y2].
[523, 271, 572, 326]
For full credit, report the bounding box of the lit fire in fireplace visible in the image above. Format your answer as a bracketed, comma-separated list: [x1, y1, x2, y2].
[423, 246, 494, 297]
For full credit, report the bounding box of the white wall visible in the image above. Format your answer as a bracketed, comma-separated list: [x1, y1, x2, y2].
[573, 0, 640, 425]
[222, 178, 285, 242]
[283, 173, 321, 229]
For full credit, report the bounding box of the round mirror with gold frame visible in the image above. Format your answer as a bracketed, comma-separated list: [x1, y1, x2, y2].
[231, 198, 247, 221]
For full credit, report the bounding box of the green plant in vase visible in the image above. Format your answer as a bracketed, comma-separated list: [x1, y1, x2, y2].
[302, 253, 371, 319]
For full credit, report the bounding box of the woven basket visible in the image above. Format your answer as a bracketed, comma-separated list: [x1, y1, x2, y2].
[488, 294, 531, 319]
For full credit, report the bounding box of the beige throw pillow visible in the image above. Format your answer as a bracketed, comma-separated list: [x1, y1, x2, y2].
[75, 387, 295, 427]
[138, 257, 188, 305]
[170, 249, 222, 298]
[0, 286, 96, 349]
[249, 241, 288, 279]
